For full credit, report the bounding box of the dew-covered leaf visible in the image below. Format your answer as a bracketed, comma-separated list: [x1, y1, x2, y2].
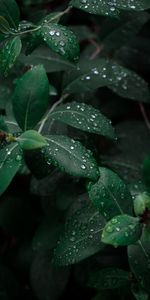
[102, 214, 142, 247]
[70, 0, 150, 17]
[54, 204, 105, 266]
[0, 0, 20, 28]
[18, 130, 48, 150]
[49, 102, 115, 140]
[128, 233, 150, 292]
[87, 167, 132, 220]
[64, 59, 149, 102]
[87, 268, 129, 290]
[70, 0, 120, 17]
[44, 135, 99, 181]
[0, 36, 22, 76]
[0, 143, 22, 196]
[41, 23, 80, 62]
[12, 65, 49, 131]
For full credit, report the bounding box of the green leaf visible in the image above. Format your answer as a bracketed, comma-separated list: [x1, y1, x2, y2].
[70, 0, 120, 17]
[87, 167, 132, 220]
[12, 65, 49, 131]
[0, 16, 12, 34]
[128, 234, 150, 292]
[0, 0, 20, 28]
[102, 214, 142, 247]
[0, 143, 22, 196]
[54, 204, 105, 265]
[131, 285, 149, 300]
[49, 102, 115, 140]
[20, 47, 76, 73]
[18, 130, 48, 150]
[134, 192, 150, 216]
[0, 36, 22, 76]
[41, 23, 80, 62]
[45, 135, 99, 181]
[64, 59, 149, 102]
[70, 0, 150, 17]
[87, 268, 129, 290]
[31, 251, 70, 300]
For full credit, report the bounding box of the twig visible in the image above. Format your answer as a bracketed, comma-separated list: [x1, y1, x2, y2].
[139, 102, 150, 131]
[90, 39, 103, 60]
[38, 93, 69, 133]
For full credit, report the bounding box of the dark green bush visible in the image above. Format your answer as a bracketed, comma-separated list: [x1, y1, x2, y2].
[0, 0, 150, 299]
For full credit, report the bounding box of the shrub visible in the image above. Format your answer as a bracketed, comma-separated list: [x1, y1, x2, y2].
[0, 0, 150, 299]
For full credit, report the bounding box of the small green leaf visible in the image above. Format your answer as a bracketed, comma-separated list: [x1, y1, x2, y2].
[134, 192, 150, 216]
[102, 214, 142, 247]
[12, 65, 49, 131]
[87, 268, 129, 290]
[41, 23, 80, 62]
[45, 135, 99, 181]
[128, 234, 150, 292]
[0, 36, 22, 76]
[143, 154, 150, 189]
[18, 130, 48, 150]
[49, 102, 115, 140]
[0, 143, 22, 196]
[87, 167, 132, 220]
[0, 0, 20, 28]
[54, 204, 105, 265]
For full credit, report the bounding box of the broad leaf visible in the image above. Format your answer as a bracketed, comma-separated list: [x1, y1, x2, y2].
[128, 233, 150, 292]
[0, 36, 22, 76]
[41, 23, 80, 62]
[18, 130, 48, 150]
[0, 16, 12, 34]
[0, 0, 20, 28]
[12, 65, 49, 131]
[70, 0, 150, 17]
[45, 135, 99, 181]
[54, 204, 105, 265]
[0, 143, 22, 196]
[70, 0, 120, 17]
[64, 59, 149, 102]
[49, 102, 115, 140]
[102, 214, 142, 247]
[87, 167, 132, 220]
[31, 251, 70, 300]
[87, 268, 129, 290]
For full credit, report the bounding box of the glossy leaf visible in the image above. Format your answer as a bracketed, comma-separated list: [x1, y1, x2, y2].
[18, 130, 48, 150]
[0, 16, 12, 34]
[65, 59, 149, 102]
[0, 143, 22, 196]
[70, 0, 150, 17]
[87, 268, 129, 290]
[0, 36, 22, 76]
[54, 204, 105, 265]
[102, 214, 142, 247]
[41, 23, 80, 62]
[128, 234, 150, 292]
[49, 102, 115, 140]
[0, 0, 20, 28]
[87, 167, 132, 220]
[20, 47, 76, 72]
[134, 192, 150, 216]
[70, 0, 120, 17]
[12, 65, 49, 131]
[44, 135, 99, 181]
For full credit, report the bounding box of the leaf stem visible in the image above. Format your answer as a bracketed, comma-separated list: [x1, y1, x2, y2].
[38, 93, 69, 133]
[139, 103, 150, 131]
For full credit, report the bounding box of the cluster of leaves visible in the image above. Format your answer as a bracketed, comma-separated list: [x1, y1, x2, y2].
[0, 0, 150, 299]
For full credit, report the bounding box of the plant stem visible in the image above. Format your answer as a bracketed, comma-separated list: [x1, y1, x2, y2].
[38, 93, 69, 133]
[139, 103, 150, 131]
